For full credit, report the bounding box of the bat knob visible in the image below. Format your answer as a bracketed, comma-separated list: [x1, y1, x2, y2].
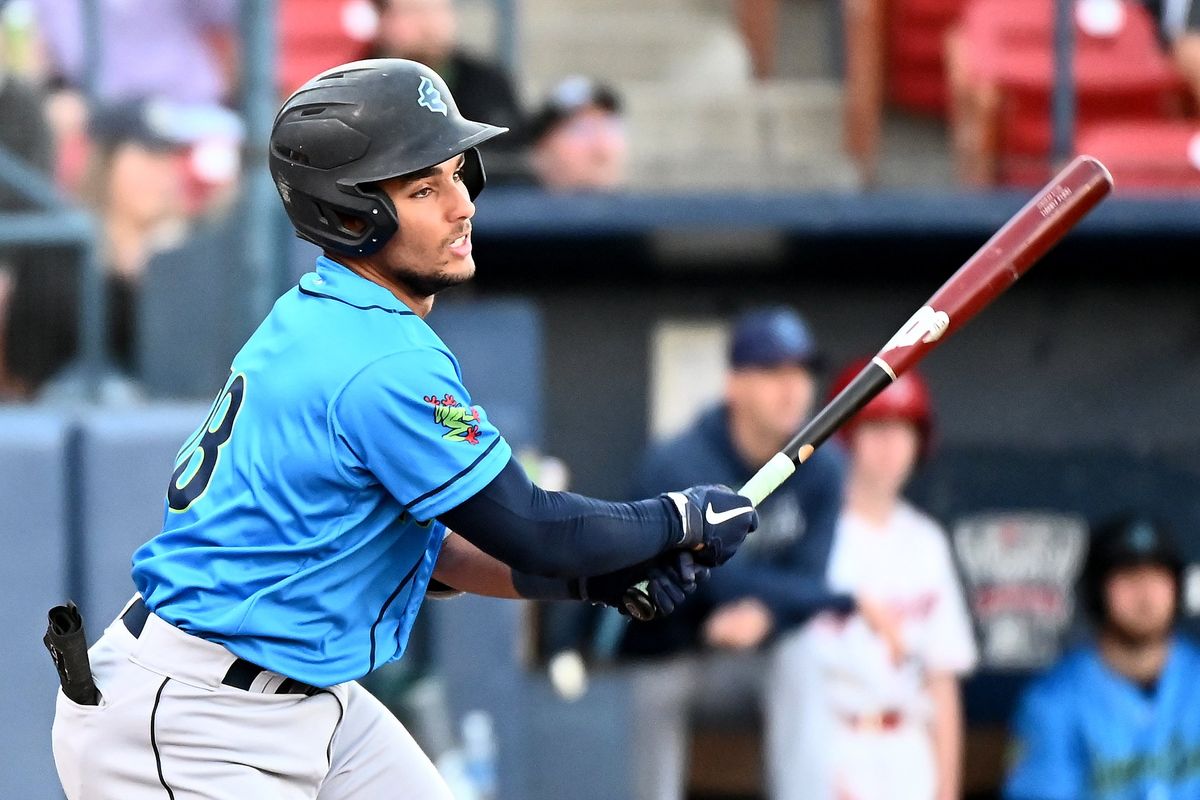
[622, 584, 656, 621]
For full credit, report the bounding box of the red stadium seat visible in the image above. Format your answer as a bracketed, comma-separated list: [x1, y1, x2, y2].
[886, 0, 970, 113]
[1077, 121, 1200, 190]
[278, 0, 378, 97]
[949, 0, 1190, 186]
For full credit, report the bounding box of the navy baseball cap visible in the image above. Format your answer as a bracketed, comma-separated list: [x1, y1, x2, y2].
[529, 75, 622, 141]
[730, 307, 823, 371]
[89, 99, 244, 151]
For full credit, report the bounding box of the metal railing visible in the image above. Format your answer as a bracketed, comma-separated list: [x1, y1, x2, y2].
[1052, 0, 1077, 163]
[0, 145, 106, 394]
[240, 0, 283, 325]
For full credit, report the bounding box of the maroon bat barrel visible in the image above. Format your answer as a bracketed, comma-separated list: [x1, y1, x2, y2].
[876, 155, 1113, 378]
[766, 155, 1115, 475]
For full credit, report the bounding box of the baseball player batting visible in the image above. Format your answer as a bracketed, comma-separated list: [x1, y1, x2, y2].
[47, 59, 759, 799]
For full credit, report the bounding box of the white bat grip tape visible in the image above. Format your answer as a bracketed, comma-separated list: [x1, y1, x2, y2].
[739, 452, 796, 507]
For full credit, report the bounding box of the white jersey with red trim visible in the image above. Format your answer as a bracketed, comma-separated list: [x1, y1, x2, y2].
[813, 500, 978, 719]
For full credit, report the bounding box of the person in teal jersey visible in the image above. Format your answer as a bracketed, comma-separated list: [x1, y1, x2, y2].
[1005, 515, 1200, 800]
[50, 59, 759, 800]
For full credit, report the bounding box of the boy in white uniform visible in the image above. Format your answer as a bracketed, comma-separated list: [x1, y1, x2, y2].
[782, 362, 977, 800]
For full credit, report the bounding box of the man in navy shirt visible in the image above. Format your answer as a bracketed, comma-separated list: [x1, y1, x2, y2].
[49, 59, 759, 800]
[623, 307, 903, 800]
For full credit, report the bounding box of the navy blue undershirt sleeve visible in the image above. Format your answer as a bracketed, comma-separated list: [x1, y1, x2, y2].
[439, 456, 680, 578]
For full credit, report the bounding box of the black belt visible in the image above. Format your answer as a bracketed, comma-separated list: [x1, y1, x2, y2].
[122, 598, 322, 697]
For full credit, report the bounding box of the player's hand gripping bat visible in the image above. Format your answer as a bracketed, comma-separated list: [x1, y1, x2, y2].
[623, 155, 1114, 621]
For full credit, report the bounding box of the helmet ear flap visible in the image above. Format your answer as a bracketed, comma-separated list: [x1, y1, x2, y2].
[462, 147, 487, 200]
[303, 182, 398, 256]
[349, 182, 399, 254]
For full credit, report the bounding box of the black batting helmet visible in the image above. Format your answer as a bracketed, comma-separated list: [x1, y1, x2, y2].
[1080, 514, 1184, 623]
[269, 59, 507, 256]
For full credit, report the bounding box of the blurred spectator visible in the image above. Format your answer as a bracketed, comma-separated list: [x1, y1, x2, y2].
[1142, 0, 1200, 104]
[529, 76, 628, 192]
[368, 0, 527, 180]
[620, 307, 852, 800]
[1005, 515, 1200, 800]
[3, 100, 217, 391]
[32, 0, 238, 195]
[0, 33, 57, 398]
[784, 364, 976, 800]
[31, 0, 237, 105]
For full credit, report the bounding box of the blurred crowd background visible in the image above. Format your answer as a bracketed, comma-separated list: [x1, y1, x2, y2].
[2, 0, 1200, 798]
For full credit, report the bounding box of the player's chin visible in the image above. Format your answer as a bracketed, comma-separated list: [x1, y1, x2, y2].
[434, 257, 475, 290]
[439, 255, 475, 285]
[450, 253, 476, 275]
[1111, 617, 1172, 644]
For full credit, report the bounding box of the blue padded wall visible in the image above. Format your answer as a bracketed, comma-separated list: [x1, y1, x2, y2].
[431, 597, 636, 800]
[428, 298, 545, 453]
[0, 410, 70, 799]
[74, 404, 208, 640]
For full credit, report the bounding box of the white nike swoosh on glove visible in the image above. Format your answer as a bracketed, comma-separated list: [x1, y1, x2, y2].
[705, 503, 754, 525]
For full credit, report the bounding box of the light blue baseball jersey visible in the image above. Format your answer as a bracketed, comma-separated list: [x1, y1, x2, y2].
[1004, 636, 1200, 800]
[132, 255, 511, 686]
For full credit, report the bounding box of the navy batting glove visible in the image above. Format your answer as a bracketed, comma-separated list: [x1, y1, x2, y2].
[663, 484, 758, 567]
[574, 551, 709, 616]
[643, 551, 710, 616]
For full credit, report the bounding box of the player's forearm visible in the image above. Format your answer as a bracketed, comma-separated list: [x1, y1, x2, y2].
[432, 532, 521, 598]
[432, 532, 640, 603]
[439, 456, 679, 578]
[927, 672, 965, 800]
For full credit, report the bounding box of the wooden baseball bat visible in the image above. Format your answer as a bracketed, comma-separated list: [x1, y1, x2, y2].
[623, 155, 1114, 621]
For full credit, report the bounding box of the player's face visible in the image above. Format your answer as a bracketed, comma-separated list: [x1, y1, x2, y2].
[1104, 564, 1176, 644]
[375, 154, 476, 298]
[848, 419, 921, 498]
[727, 365, 816, 447]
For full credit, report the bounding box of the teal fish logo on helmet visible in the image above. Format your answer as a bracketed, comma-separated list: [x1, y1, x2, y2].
[418, 76, 448, 116]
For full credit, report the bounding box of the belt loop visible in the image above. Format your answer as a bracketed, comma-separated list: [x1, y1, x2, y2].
[121, 597, 151, 639]
[118, 594, 142, 618]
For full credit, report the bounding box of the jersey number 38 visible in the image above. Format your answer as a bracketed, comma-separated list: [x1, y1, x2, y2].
[168, 373, 247, 512]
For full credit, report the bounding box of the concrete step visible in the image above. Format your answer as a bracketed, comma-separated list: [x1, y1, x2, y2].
[521, 0, 718, 15]
[522, 7, 717, 32]
[481, 0, 861, 189]
[620, 80, 860, 190]
[622, 80, 847, 153]
[518, 14, 750, 91]
[633, 160, 860, 190]
[456, 2, 500, 58]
